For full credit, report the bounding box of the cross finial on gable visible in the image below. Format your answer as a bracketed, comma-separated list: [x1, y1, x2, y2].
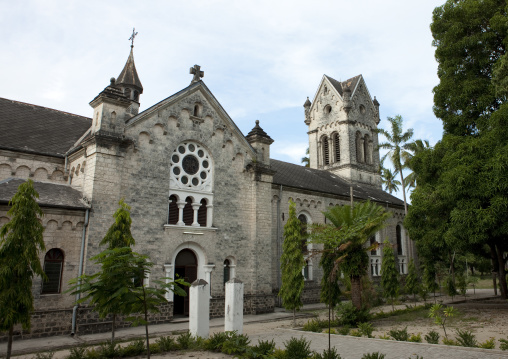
[189, 64, 204, 84]
[129, 28, 138, 48]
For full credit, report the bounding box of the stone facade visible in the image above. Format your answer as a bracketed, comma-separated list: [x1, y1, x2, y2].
[0, 47, 411, 340]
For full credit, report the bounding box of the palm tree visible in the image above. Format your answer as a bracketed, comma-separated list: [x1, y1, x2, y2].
[377, 115, 414, 214]
[381, 168, 401, 194]
[301, 147, 310, 167]
[312, 201, 391, 309]
[402, 139, 431, 190]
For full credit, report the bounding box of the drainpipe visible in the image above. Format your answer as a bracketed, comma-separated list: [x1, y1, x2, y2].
[71, 208, 89, 336]
[276, 185, 282, 307]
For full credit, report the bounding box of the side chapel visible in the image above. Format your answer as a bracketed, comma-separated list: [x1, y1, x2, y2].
[0, 44, 411, 339]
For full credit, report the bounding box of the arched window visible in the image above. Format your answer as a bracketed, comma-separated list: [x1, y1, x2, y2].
[125, 88, 131, 99]
[224, 259, 230, 285]
[197, 198, 207, 227]
[42, 249, 64, 294]
[168, 195, 178, 225]
[193, 103, 202, 117]
[303, 260, 309, 280]
[298, 214, 308, 253]
[364, 134, 370, 164]
[322, 136, 329, 165]
[356, 132, 364, 163]
[182, 197, 193, 226]
[369, 236, 376, 255]
[133, 90, 139, 101]
[396, 225, 403, 256]
[333, 133, 340, 162]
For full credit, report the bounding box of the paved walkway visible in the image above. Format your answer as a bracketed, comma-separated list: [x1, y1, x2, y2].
[3, 289, 508, 359]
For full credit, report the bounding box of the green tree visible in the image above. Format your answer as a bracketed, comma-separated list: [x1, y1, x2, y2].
[403, 139, 431, 190]
[301, 147, 310, 167]
[279, 200, 305, 324]
[405, 259, 420, 304]
[381, 241, 399, 311]
[319, 243, 342, 314]
[423, 262, 439, 303]
[312, 201, 391, 309]
[377, 115, 414, 214]
[68, 199, 137, 342]
[0, 180, 46, 359]
[380, 167, 401, 194]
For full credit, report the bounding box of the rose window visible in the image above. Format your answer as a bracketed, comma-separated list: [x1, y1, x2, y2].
[170, 142, 212, 191]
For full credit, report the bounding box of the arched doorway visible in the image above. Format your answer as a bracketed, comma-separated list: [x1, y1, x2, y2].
[174, 249, 198, 316]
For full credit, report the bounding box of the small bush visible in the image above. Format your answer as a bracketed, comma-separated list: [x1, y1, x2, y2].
[148, 342, 161, 354]
[246, 339, 276, 357]
[408, 333, 422, 343]
[442, 337, 459, 346]
[324, 328, 337, 334]
[338, 326, 350, 335]
[156, 336, 176, 351]
[378, 333, 391, 340]
[98, 342, 121, 358]
[33, 352, 55, 359]
[283, 337, 312, 359]
[312, 347, 342, 359]
[220, 332, 250, 355]
[424, 330, 440, 344]
[67, 345, 87, 359]
[336, 301, 371, 326]
[303, 319, 322, 332]
[455, 329, 477, 348]
[500, 338, 508, 350]
[273, 348, 286, 358]
[361, 352, 385, 359]
[122, 339, 145, 357]
[389, 327, 409, 341]
[176, 331, 194, 349]
[350, 329, 362, 337]
[478, 338, 495, 349]
[82, 348, 101, 359]
[205, 332, 230, 352]
[358, 322, 374, 338]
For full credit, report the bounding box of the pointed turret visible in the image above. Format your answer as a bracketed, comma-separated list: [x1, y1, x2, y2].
[246, 120, 274, 165]
[116, 47, 143, 115]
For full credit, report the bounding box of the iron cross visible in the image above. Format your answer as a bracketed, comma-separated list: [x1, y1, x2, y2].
[189, 64, 204, 83]
[129, 28, 138, 47]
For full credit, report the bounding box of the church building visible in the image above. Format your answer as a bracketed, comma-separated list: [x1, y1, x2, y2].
[0, 44, 410, 340]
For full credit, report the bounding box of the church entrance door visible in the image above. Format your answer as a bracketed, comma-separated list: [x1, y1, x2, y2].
[174, 249, 197, 316]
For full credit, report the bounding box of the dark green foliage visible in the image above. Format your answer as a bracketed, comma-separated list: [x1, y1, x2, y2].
[100, 199, 135, 249]
[220, 332, 250, 355]
[455, 329, 478, 348]
[358, 322, 374, 338]
[312, 347, 342, 359]
[446, 276, 457, 298]
[319, 243, 342, 309]
[176, 331, 193, 349]
[122, 339, 146, 357]
[67, 345, 87, 359]
[361, 353, 386, 359]
[33, 352, 55, 359]
[0, 180, 46, 359]
[279, 200, 305, 321]
[380, 241, 399, 310]
[389, 327, 409, 341]
[97, 342, 121, 358]
[422, 263, 438, 301]
[405, 259, 420, 303]
[456, 274, 467, 298]
[244, 339, 276, 358]
[283, 337, 312, 359]
[380, 167, 401, 194]
[338, 326, 350, 335]
[425, 330, 440, 344]
[155, 336, 176, 351]
[499, 338, 508, 350]
[336, 301, 371, 326]
[303, 319, 322, 333]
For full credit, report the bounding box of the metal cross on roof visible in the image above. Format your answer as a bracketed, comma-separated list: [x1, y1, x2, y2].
[129, 28, 138, 48]
[189, 64, 204, 84]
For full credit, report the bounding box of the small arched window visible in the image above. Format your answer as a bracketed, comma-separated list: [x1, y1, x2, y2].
[198, 198, 207, 227]
[193, 103, 202, 117]
[168, 195, 178, 225]
[303, 260, 309, 280]
[369, 236, 376, 255]
[298, 214, 308, 253]
[396, 225, 403, 256]
[133, 91, 139, 101]
[356, 132, 364, 163]
[42, 249, 64, 294]
[182, 197, 193, 226]
[224, 259, 230, 285]
[333, 133, 340, 162]
[125, 88, 131, 99]
[322, 136, 329, 165]
[364, 134, 370, 164]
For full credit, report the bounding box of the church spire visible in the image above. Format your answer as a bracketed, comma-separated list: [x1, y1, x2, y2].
[116, 47, 143, 97]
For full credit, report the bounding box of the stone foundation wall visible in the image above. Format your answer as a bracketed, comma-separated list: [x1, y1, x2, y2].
[302, 281, 321, 304]
[210, 294, 275, 318]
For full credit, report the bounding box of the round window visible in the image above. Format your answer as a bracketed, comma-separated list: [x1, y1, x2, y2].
[182, 155, 199, 175]
[170, 142, 213, 190]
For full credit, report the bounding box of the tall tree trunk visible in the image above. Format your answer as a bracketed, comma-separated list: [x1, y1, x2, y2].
[6, 325, 13, 359]
[111, 314, 116, 343]
[495, 243, 507, 299]
[143, 288, 150, 359]
[398, 165, 408, 215]
[490, 245, 498, 296]
[351, 276, 362, 309]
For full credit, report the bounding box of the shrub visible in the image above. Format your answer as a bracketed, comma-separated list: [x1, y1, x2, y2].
[358, 322, 374, 338]
[408, 333, 422, 343]
[303, 319, 322, 332]
[361, 352, 386, 359]
[283, 337, 312, 359]
[149, 342, 161, 354]
[455, 329, 477, 348]
[205, 332, 230, 352]
[350, 329, 362, 337]
[156, 336, 177, 351]
[246, 339, 276, 357]
[500, 338, 508, 350]
[33, 352, 55, 359]
[98, 342, 121, 358]
[378, 333, 391, 340]
[122, 339, 145, 357]
[389, 327, 409, 341]
[67, 345, 87, 359]
[424, 330, 440, 344]
[336, 301, 371, 326]
[220, 332, 250, 355]
[312, 347, 342, 359]
[442, 337, 459, 346]
[338, 326, 350, 335]
[176, 331, 194, 349]
[273, 348, 286, 359]
[478, 338, 495, 349]
[324, 328, 337, 334]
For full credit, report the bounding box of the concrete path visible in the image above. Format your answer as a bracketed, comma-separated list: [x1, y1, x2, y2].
[3, 289, 507, 359]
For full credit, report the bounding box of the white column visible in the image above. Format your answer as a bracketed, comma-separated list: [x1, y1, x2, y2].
[189, 279, 210, 338]
[229, 264, 236, 279]
[225, 278, 244, 333]
[191, 203, 201, 227]
[176, 202, 185, 226]
[206, 204, 213, 227]
[163, 264, 174, 302]
[204, 264, 215, 298]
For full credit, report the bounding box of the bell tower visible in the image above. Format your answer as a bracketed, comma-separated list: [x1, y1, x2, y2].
[305, 74, 382, 188]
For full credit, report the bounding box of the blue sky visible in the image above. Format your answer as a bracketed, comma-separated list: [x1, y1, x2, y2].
[0, 0, 446, 201]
